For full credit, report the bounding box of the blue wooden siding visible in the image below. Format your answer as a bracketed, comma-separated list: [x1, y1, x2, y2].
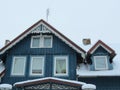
[90, 46, 113, 71]
[78, 77, 120, 90]
[1, 33, 77, 84]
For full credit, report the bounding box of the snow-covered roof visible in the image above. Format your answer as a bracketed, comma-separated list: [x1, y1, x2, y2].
[14, 77, 86, 86]
[0, 84, 12, 89]
[0, 61, 5, 77]
[14, 77, 96, 89]
[77, 43, 120, 77]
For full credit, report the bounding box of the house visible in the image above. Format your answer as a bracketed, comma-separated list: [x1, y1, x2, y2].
[0, 19, 96, 90]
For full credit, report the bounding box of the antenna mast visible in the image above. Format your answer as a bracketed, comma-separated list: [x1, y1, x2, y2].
[46, 8, 49, 22]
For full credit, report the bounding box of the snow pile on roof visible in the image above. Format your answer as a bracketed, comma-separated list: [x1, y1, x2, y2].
[14, 77, 86, 86]
[0, 84, 12, 89]
[77, 43, 120, 77]
[82, 84, 96, 89]
[0, 60, 5, 74]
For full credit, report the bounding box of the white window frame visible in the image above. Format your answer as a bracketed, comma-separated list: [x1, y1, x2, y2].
[94, 56, 108, 70]
[30, 56, 45, 76]
[54, 56, 68, 76]
[43, 36, 53, 48]
[31, 36, 41, 48]
[31, 35, 53, 48]
[11, 56, 26, 76]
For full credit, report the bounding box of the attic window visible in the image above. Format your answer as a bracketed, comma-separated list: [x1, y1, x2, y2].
[31, 35, 53, 48]
[94, 56, 108, 70]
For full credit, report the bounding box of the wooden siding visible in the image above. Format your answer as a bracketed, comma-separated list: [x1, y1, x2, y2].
[78, 77, 120, 90]
[1, 33, 78, 84]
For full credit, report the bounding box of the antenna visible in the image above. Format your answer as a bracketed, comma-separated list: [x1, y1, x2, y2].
[46, 8, 49, 22]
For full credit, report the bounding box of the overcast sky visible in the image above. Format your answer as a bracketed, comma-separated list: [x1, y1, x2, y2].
[0, 0, 120, 48]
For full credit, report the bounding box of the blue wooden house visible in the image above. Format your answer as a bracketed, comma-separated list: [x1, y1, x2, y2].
[0, 19, 119, 90]
[0, 19, 96, 90]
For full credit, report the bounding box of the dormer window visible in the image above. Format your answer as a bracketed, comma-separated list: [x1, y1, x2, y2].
[94, 56, 108, 70]
[31, 35, 53, 48]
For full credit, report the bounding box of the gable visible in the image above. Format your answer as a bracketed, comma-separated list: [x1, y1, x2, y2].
[93, 46, 109, 55]
[87, 40, 116, 58]
[0, 19, 85, 58]
[90, 44, 112, 54]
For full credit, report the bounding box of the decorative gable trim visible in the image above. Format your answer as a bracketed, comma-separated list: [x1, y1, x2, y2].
[0, 19, 86, 58]
[31, 24, 51, 33]
[88, 40, 116, 57]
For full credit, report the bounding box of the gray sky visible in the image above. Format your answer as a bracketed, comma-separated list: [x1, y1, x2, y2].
[0, 0, 120, 48]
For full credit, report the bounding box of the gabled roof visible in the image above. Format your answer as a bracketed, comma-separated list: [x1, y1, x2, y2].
[14, 77, 86, 87]
[87, 40, 116, 57]
[0, 19, 85, 58]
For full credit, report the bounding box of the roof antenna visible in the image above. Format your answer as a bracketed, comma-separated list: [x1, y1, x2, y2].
[46, 8, 49, 22]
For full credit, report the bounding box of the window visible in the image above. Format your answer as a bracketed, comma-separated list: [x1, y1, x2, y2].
[54, 56, 68, 76]
[31, 36, 40, 48]
[30, 56, 44, 76]
[43, 36, 52, 47]
[31, 35, 52, 48]
[94, 56, 108, 70]
[11, 56, 26, 76]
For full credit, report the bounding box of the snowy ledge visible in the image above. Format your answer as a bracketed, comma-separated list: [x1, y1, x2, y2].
[14, 77, 86, 86]
[77, 57, 120, 77]
[0, 84, 12, 89]
[82, 84, 96, 89]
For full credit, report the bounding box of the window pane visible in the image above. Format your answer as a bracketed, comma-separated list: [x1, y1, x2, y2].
[12, 57, 26, 75]
[94, 56, 107, 70]
[31, 57, 44, 75]
[32, 37, 40, 48]
[44, 37, 51, 47]
[56, 58, 67, 74]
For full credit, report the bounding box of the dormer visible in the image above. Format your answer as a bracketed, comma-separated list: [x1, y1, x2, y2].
[87, 40, 116, 71]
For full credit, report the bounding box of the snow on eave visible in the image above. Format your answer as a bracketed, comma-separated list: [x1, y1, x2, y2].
[82, 84, 96, 89]
[0, 84, 12, 89]
[14, 77, 86, 86]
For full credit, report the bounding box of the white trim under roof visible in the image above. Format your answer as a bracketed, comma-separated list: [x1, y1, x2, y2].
[90, 44, 112, 54]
